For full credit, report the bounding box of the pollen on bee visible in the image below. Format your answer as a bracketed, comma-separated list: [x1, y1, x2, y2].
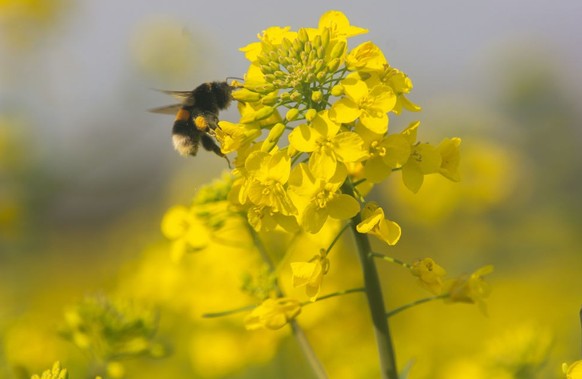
[174, 108, 191, 122]
[194, 115, 209, 131]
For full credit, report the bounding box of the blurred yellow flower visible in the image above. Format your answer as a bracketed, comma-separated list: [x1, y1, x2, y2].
[291, 250, 330, 301]
[31, 361, 68, 379]
[447, 265, 494, 314]
[564, 360, 582, 379]
[161, 205, 210, 261]
[244, 297, 302, 330]
[438, 137, 462, 182]
[356, 201, 401, 246]
[410, 257, 447, 294]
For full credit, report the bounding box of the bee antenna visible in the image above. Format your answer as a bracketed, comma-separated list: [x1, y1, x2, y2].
[226, 76, 244, 85]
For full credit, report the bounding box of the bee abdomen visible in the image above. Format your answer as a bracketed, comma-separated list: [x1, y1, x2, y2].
[172, 119, 200, 156]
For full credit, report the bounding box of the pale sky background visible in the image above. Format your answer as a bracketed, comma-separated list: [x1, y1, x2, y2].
[1, 0, 581, 222]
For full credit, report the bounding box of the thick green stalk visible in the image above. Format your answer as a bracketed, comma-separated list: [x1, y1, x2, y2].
[343, 182, 398, 379]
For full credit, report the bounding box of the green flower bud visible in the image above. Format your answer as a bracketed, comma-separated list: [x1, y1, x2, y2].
[331, 84, 344, 97]
[261, 92, 280, 105]
[298, 28, 309, 44]
[261, 122, 286, 152]
[330, 40, 347, 59]
[232, 88, 261, 102]
[316, 71, 326, 81]
[305, 108, 317, 121]
[285, 108, 300, 121]
[326, 57, 341, 73]
[253, 106, 276, 121]
[290, 91, 302, 102]
[321, 28, 330, 51]
[311, 91, 323, 103]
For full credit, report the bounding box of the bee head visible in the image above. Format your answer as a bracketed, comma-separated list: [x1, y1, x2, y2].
[211, 81, 234, 110]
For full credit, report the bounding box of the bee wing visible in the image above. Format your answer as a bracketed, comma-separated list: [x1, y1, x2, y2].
[148, 104, 184, 115]
[152, 89, 196, 106]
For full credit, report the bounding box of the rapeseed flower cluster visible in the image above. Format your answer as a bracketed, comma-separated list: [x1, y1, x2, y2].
[160, 10, 492, 378]
[162, 10, 483, 330]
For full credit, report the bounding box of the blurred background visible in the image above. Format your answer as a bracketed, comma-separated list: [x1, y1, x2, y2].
[1, 0, 581, 378]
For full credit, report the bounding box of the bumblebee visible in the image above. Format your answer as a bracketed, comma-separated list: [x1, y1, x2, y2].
[150, 80, 238, 164]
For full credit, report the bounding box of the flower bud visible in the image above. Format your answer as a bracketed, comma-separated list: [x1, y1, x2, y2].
[253, 106, 276, 121]
[331, 84, 344, 97]
[232, 88, 261, 102]
[261, 92, 280, 105]
[285, 108, 300, 121]
[326, 58, 341, 73]
[305, 108, 317, 121]
[311, 91, 323, 103]
[261, 123, 286, 152]
[330, 40, 347, 59]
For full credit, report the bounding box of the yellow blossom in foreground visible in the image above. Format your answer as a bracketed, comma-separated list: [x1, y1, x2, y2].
[356, 202, 401, 246]
[244, 297, 302, 330]
[244, 149, 296, 216]
[330, 73, 396, 134]
[356, 123, 411, 183]
[346, 41, 387, 72]
[317, 10, 368, 40]
[447, 265, 494, 314]
[410, 258, 447, 294]
[564, 361, 582, 379]
[288, 111, 367, 180]
[289, 163, 359, 234]
[291, 250, 330, 301]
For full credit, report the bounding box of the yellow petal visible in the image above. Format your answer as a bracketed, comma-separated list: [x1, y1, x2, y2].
[402, 161, 424, 193]
[329, 98, 361, 124]
[302, 203, 328, 233]
[288, 123, 321, 152]
[309, 148, 337, 181]
[327, 194, 360, 220]
[364, 156, 392, 183]
[333, 132, 368, 162]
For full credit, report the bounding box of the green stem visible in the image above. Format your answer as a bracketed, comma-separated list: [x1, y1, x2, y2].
[370, 252, 412, 270]
[386, 294, 448, 318]
[245, 224, 328, 379]
[342, 182, 398, 379]
[302, 287, 365, 307]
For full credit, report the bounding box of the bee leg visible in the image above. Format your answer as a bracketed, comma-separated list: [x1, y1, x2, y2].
[201, 133, 231, 168]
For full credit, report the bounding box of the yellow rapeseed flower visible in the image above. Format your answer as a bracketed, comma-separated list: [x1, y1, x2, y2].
[330, 73, 396, 134]
[356, 202, 401, 246]
[291, 249, 330, 301]
[289, 163, 360, 234]
[410, 257, 447, 295]
[288, 111, 367, 180]
[244, 149, 296, 216]
[244, 297, 302, 330]
[447, 265, 494, 315]
[346, 41, 387, 72]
